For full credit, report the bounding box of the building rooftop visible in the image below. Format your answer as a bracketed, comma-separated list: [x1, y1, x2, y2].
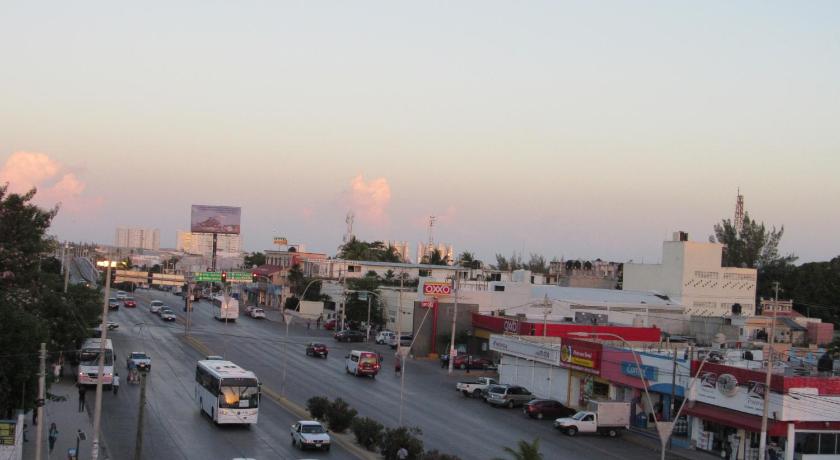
[528, 285, 679, 307]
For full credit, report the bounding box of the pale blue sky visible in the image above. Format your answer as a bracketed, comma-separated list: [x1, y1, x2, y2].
[1, 1, 838, 263]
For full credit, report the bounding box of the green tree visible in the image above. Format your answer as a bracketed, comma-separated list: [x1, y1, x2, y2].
[288, 263, 305, 295]
[457, 251, 482, 269]
[351, 417, 384, 450]
[379, 426, 424, 460]
[244, 252, 266, 268]
[0, 186, 101, 417]
[527, 254, 547, 274]
[339, 237, 402, 262]
[493, 438, 543, 460]
[714, 212, 794, 269]
[421, 248, 449, 266]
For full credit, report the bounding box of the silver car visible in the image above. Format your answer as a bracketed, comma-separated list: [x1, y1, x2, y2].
[290, 420, 331, 451]
[485, 384, 533, 408]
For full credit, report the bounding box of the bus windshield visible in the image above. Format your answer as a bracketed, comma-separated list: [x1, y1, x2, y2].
[80, 350, 113, 366]
[219, 385, 259, 409]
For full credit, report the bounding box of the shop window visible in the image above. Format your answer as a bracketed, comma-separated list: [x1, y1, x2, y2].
[795, 432, 820, 455]
[592, 381, 609, 398]
[820, 433, 838, 454]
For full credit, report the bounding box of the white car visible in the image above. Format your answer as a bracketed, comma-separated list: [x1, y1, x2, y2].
[290, 421, 331, 451]
[149, 300, 164, 314]
[159, 308, 176, 321]
[116, 291, 127, 300]
[249, 308, 266, 319]
[375, 331, 395, 345]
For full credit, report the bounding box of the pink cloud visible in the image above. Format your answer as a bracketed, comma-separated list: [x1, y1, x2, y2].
[347, 174, 391, 225]
[0, 151, 104, 214]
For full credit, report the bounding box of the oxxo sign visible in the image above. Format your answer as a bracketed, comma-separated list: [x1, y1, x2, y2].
[423, 282, 452, 297]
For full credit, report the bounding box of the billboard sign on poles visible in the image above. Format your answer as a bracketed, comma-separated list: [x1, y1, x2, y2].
[422, 281, 452, 297]
[190, 205, 241, 234]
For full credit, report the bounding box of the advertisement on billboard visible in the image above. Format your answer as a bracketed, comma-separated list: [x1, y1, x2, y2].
[422, 281, 452, 297]
[558, 339, 602, 375]
[191, 205, 241, 234]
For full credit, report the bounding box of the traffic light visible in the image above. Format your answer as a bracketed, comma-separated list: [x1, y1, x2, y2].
[251, 272, 258, 282]
[221, 271, 227, 283]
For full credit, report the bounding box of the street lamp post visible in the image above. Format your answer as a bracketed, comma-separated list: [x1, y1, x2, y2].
[91, 257, 117, 460]
[346, 290, 381, 341]
[282, 278, 322, 396]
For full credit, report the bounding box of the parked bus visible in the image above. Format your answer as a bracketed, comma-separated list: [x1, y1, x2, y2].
[78, 338, 114, 387]
[195, 359, 259, 425]
[211, 295, 239, 321]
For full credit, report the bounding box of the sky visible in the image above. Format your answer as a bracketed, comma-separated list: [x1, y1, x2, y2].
[1, 1, 839, 264]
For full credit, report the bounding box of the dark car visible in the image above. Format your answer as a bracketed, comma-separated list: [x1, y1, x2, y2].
[108, 298, 119, 310]
[306, 342, 329, 358]
[334, 330, 365, 342]
[451, 355, 492, 370]
[523, 399, 576, 420]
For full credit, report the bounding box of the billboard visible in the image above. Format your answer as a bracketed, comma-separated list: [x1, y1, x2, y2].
[190, 205, 241, 234]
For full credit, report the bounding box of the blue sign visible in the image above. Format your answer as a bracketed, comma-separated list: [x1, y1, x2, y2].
[621, 361, 658, 381]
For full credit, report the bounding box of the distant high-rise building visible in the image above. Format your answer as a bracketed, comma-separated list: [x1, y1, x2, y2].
[177, 231, 241, 257]
[386, 241, 411, 262]
[115, 227, 160, 250]
[416, 242, 454, 265]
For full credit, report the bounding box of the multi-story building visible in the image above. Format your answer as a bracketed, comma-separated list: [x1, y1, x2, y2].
[115, 227, 160, 250]
[176, 231, 241, 257]
[416, 242, 454, 265]
[623, 232, 758, 316]
[546, 258, 621, 288]
[386, 241, 411, 262]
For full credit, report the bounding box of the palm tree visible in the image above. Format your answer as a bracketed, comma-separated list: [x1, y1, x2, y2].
[493, 438, 542, 460]
[287, 264, 305, 295]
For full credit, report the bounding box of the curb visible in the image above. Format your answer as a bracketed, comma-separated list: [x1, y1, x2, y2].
[180, 333, 377, 460]
[622, 431, 702, 460]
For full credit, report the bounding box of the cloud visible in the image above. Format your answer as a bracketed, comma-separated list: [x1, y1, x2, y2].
[347, 174, 391, 225]
[0, 151, 104, 214]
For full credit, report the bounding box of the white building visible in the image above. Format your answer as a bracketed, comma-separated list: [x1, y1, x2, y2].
[416, 242, 454, 265]
[386, 241, 411, 263]
[115, 227, 160, 250]
[176, 231, 241, 257]
[623, 232, 757, 317]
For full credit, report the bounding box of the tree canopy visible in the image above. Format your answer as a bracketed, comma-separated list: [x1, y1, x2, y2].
[338, 237, 402, 262]
[421, 248, 449, 266]
[0, 185, 102, 417]
[714, 212, 794, 269]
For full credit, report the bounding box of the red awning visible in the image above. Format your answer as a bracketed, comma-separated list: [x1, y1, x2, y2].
[683, 402, 787, 436]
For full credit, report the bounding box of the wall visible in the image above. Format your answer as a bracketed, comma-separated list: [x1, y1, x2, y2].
[379, 287, 416, 334]
[499, 355, 571, 404]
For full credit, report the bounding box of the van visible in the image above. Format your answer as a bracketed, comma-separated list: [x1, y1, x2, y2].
[345, 350, 380, 378]
[388, 334, 413, 350]
[375, 331, 395, 345]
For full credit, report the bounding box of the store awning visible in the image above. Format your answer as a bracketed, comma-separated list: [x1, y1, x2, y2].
[683, 402, 787, 436]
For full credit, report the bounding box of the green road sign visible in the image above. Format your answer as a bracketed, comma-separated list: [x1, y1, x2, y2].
[194, 272, 222, 282]
[227, 271, 253, 282]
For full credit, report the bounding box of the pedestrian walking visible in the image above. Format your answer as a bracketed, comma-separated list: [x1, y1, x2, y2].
[22, 423, 28, 443]
[316, 316, 321, 329]
[397, 447, 408, 460]
[78, 385, 87, 412]
[113, 373, 120, 395]
[53, 362, 61, 382]
[307, 320, 311, 330]
[48, 422, 58, 453]
[32, 405, 38, 426]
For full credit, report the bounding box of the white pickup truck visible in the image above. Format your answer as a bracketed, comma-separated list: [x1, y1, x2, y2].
[554, 401, 630, 437]
[455, 377, 497, 398]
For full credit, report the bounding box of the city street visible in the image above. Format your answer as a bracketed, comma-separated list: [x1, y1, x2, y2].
[97, 288, 675, 460]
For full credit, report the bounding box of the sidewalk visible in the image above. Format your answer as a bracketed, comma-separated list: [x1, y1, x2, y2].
[23, 380, 106, 460]
[623, 428, 718, 460]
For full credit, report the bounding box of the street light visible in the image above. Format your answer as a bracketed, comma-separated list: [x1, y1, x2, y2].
[346, 290, 381, 341]
[281, 278, 322, 396]
[569, 331, 716, 460]
[91, 258, 117, 460]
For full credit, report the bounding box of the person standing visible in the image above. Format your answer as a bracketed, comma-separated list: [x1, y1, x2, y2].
[53, 362, 61, 382]
[113, 373, 120, 395]
[78, 385, 87, 412]
[48, 422, 58, 453]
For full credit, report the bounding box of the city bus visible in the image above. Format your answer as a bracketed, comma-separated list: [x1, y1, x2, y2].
[195, 359, 259, 425]
[77, 338, 114, 387]
[211, 295, 239, 321]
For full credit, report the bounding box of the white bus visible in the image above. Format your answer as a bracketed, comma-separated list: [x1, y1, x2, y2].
[211, 295, 239, 321]
[78, 338, 114, 387]
[195, 359, 259, 425]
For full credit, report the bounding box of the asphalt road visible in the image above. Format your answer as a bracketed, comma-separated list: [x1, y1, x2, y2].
[101, 288, 665, 460]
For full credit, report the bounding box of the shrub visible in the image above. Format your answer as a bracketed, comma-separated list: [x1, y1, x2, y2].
[422, 450, 462, 460]
[306, 396, 330, 421]
[325, 397, 358, 432]
[379, 426, 424, 460]
[351, 417, 384, 450]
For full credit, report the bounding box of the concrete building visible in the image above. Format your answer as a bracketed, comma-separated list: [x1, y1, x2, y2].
[386, 241, 411, 263]
[546, 259, 621, 289]
[416, 242, 454, 265]
[115, 227, 160, 250]
[623, 232, 757, 316]
[176, 231, 241, 257]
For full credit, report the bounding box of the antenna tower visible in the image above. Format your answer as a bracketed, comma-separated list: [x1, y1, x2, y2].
[343, 211, 355, 244]
[426, 216, 436, 259]
[734, 188, 745, 234]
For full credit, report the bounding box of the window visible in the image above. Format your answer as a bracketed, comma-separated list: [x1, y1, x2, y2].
[821, 434, 838, 454]
[793, 432, 840, 455]
[419, 269, 431, 277]
[494, 286, 505, 292]
[583, 414, 595, 422]
[694, 271, 719, 280]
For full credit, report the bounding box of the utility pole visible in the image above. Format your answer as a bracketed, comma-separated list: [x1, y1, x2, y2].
[670, 347, 677, 422]
[366, 294, 372, 341]
[133, 369, 148, 460]
[91, 256, 114, 460]
[185, 280, 193, 337]
[34, 342, 46, 460]
[542, 294, 551, 337]
[447, 271, 460, 375]
[63, 242, 70, 293]
[758, 281, 780, 458]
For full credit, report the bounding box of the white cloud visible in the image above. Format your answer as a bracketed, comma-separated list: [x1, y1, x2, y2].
[0, 151, 103, 213]
[347, 174, 391, 225]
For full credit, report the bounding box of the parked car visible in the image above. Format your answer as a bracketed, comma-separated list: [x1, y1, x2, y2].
[451, 355, 492, 370]
[375, 331, 395, 345]
[305, 342, 328, 358]
[456, 377, 497, 398]
[290, 420, 331, 451]
[323, 319, 337, 331]
[149, 300, 164, 314]
[524, 399, 576, 420]
[334, 330, 365, 342]
[108, 298, 119, 310]
[115, 291, 127, 300]
[123, 297, 136, 308]
[486, 385, 533, 408]
[388, 334, 413, 349]
[249, 307, 266, 319]
[159, 307, 176, 321]
[126, 352, 151, 371]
